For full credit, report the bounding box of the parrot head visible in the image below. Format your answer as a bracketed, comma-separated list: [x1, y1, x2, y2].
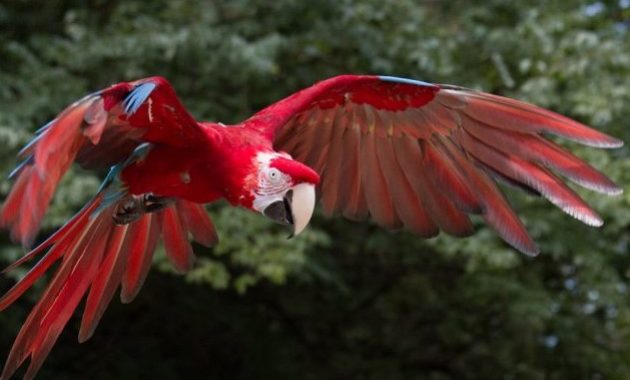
[249, 152, 320, 237]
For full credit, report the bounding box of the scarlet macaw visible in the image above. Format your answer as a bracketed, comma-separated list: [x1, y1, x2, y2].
[0, 75, 623, 379]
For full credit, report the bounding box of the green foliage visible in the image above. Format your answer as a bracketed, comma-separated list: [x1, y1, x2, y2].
[0, 0, 629, 379]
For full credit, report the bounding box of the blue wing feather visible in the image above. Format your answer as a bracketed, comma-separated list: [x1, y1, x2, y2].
[93, 143, 153, 215]
[8, 156, 34, 180]
[122, 82, 157, 115]
[97, 143, 152, 193]
[17, 135, 43, 158]
[34, 119, 55, 135]
[378, 75, 435, 88]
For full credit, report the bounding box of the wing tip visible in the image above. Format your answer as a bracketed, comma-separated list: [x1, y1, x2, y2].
[569, 209, 604, 227]
[606, 186, 624, 196]
[77, 322, 98, 344]
[570, 135, 624, 149]
[501, 233, 540, 256]
[120, 288, 139, 304]
[504, 230, 540, 257]
[603, 138, 624, 149]
[572, 178, 623, 196]
[524, 245, 541, 256]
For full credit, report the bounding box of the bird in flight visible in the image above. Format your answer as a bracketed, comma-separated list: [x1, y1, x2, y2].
[0, 75, 623, 379]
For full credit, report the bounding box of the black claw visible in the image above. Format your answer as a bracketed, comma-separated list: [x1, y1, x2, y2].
[143, 193, 173, 212]
[112, 195, 142, 225]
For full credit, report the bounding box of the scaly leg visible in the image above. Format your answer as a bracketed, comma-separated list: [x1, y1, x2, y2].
[112, 193, 174, 225]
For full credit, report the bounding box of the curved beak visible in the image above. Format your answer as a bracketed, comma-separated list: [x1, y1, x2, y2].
[288, 183, 316, 237]
[262, 183, 315, 237]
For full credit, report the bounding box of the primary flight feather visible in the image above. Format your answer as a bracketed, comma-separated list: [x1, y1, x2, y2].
[0, 74, 623, 379]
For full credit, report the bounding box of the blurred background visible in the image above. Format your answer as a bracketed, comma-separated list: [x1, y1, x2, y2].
[1, 0, 629, 379]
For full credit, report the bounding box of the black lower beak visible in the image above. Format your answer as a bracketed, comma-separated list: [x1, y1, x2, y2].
[263, 196, 294, 226]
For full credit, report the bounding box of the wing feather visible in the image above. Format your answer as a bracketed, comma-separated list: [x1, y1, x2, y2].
[459, 129, 602, 226]
[362, 132, 399, 229]
[304, 109, 336, 175]
[422, 138, 483, 214]
[0, 189, 217, 379]
[260, 75, 620, 253]
[1, 76, 205, 246]
[442, 136, 539, 254]
[390, 139, 438, 237]
[380, 138, 436, 237]
[399, 137, 473, 236]
[320, 107, 349, 215]
[24, 218, 110, 380]
[460, 114, 620, 195]
[374, 136, 405, 229]
[79, 223, 131, 343]
[3, 213, 106, 379]
[421, 147, 474, 236]
[443, 89, 622, 148]
[338, 115, 367, 220]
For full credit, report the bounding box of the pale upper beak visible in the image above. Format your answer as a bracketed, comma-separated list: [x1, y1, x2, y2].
[262, 183, 315, 237]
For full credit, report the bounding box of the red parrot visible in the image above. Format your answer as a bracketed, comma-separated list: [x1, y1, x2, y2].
[0, 75, 623, 378]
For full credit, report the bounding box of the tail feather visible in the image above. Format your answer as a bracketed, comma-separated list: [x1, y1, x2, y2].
[162, 207, 195, 273]
[121, 214, 161, 304]
[176, 201, 218, 248]
[0, 193, 217, 380]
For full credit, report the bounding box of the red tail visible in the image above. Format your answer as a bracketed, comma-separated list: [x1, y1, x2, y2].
[0, 194, 217, 380]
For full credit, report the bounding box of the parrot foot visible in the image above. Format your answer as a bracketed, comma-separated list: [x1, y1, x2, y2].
[112, 193, 174, 225]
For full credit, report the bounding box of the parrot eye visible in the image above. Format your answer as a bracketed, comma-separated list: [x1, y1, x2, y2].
[268, 168, 282, 183]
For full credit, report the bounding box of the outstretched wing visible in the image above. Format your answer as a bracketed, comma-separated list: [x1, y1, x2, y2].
[0, 187, 218, 380]
[1, 76, 206, 246]
[248, 75, 623, 255]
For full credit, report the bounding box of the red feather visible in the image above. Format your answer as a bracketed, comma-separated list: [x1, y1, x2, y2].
[176, 201, 218, 248]
[459, 129, 602, 226]
[461, 115, 621, 195]
[0, 193, 217, 379]
[121, 214, 162, 303]
[0, 77, 208, 247]
[385, 138, 438, 237]
[0, 74, 622, 379]
[161, 206, 195, 273]
[451, 90, 622, 148]
[320, 109, 347, 215]
[79, 223, 129, 342]
[338, 119, 367, 221]
[362, 133, 400, 229]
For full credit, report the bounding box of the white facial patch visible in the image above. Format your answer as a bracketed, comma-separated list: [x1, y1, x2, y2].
[251, 151, 292, 212]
